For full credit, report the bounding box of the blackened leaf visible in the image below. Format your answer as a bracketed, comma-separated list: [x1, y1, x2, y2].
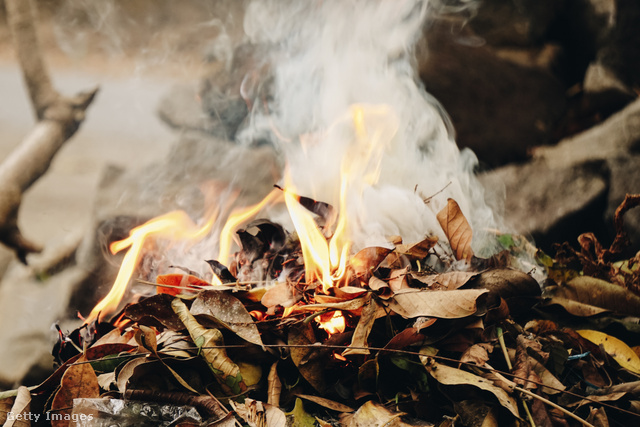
[289, 323, 326, 392]
[205, 260, 237, 283]
[274, 185, 336, 225]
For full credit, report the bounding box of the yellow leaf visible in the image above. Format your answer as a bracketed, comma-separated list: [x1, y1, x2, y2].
[577, 329, 640, 374]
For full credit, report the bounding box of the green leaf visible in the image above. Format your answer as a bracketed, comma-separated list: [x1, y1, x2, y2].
[497, 233, 515, 249]
[172, 298, 247, 396]
[286, 398, 317, 427]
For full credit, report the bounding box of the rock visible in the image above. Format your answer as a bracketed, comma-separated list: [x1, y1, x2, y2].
[605, 155, 640, 254]
[599, 0, 640, 87]
[533, 97, 640, 168]
[417, 22, 567, 167]
[479, 160, 609, 251]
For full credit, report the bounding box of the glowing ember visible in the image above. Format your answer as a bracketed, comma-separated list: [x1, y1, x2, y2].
[85, 210, 217, 324]
[316, 310, 346, 335]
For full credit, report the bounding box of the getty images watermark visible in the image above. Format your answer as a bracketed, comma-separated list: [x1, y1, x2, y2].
[5, 412, 95, 423]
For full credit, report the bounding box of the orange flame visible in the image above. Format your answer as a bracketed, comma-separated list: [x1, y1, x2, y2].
[85, 210, 217, 324]
[316, 310, 346, 335]
[283, 104, 396, 293]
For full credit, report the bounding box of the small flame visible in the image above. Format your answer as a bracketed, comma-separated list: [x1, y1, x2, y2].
[316, 310, 346, 335]
[284, 104, 396, 293]
[85, 210, 217, 324]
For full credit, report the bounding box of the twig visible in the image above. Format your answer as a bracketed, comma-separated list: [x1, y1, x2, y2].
[514, 386, 595, 427]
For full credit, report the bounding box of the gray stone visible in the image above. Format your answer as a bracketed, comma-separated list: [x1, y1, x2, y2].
[479, 160, 609, 251]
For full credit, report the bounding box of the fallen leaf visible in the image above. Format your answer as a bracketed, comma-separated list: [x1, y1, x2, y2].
[546, 276, 640, 317]
[437, 199, 473, 261]
[172, 299, 247, 395]
[423, 358, 519, 418]
[287, 398, 316, 427]
[267, 362, 281, 407]
[394, 236, 439, 260]
[134, 325, 158, 353]
[50, 355, 100, 427]
[191, 290, 264, 347]
[295, 394, 354, 413]
[3, 386, 31, 427]
[289, 323, 326, 392]
[410, 271, 477, 290]
[261, 282, 299, 309]
[577, 330, 640, 374]
[339, 400, 409, 427]
[387, 289, 488, 318]
[350, 246, 393, 281]
[124, 293, 185, 330]
[389, 267, 410, 292]
[231, 398, 286, 427]
[116, 356, 151, 393]
[459, 343, 494, 366]
[343, 295, 378, 356]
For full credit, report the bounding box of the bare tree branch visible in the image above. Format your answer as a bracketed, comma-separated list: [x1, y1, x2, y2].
[0, 0, 99, 263]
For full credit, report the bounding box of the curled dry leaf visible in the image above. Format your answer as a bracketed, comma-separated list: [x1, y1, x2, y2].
[3, 386, 31, 427]
[171, 299, 247, 395]
[436, 198, 474, 261]
[261, 282, 299, 310]
[459, 343, 494, 366]
[117, 356, 151, 394]
[51, 355, 100, 427]
[343, 295, 378, 356]
[289, 323, 326, 393]
[350, 246, 393, 281]
[267, 362, 281, 407]
[387, 289, 488, 319]
[423, 358, 519, 418]
[191, 290, 264, 347]
[231, 398, 287, 427]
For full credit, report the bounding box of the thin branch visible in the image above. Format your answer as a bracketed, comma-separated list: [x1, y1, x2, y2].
[0, 0, 99, 263]
[515, 386, 595, 427]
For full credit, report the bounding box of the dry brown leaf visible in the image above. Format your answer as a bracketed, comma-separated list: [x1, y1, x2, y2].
[50, 355, 100, 427]
[387, 289, 488, 319]
[395, 236, 439, 260]
[231, 398, 286, 427]
[191, 290, 264, 347]
[261, 282, 299, 309]
[343, 295, 378, 356]
[423, 358, 519, 418]
[289, 323, 326, 392]
[3, 386, 31, 427]
[295, 394, 354, 413]
[411, 271, 477, 290]
[350, 246, 393, 281]
[339, 400, 410, 427]
[513, 335, 542, 391]
[267, 362, 281, 407]
[389, 267, 410, 292]
[546, 276, 640, 317]
[459, 343, 494, 366]
[436, 198, 473, 261]
[116, 356, 151, 393]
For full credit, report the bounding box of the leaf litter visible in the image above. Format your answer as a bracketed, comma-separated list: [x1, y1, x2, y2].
[3, 194, 640, 426]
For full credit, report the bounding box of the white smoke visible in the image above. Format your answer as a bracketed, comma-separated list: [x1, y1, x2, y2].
[239, 0, 499, 254]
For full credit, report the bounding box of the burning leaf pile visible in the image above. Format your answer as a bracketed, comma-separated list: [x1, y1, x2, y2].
[3, 195, 640, 427]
